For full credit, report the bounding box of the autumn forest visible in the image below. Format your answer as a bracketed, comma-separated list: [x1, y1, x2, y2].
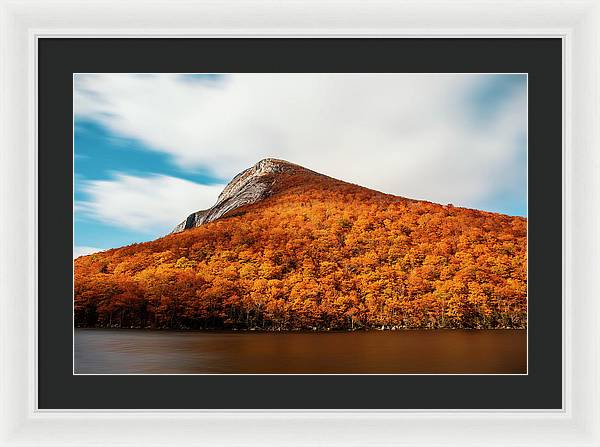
[74, 162, 527, 331]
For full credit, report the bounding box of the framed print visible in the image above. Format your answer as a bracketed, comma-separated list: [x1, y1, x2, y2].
[1, 1, 600, 446]
[41, 38, 556, 409]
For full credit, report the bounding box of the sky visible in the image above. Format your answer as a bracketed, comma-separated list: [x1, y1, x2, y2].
[74, 73, 527, 258]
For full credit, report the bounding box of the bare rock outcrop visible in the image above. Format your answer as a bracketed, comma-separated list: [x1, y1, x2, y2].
[172, 158, 302, 233]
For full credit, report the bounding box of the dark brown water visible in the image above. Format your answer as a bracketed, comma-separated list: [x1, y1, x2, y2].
[74, 328, 526, 374]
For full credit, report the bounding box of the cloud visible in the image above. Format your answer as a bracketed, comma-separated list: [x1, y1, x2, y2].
[73, 246, 103, 259]
[74, 73, 526, 210]
[78, 173, 225, 232]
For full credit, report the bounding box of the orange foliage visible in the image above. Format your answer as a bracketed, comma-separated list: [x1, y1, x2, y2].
[74, 172, 527, 330]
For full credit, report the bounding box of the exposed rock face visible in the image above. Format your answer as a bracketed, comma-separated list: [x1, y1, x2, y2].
[172, 158, 304, 233]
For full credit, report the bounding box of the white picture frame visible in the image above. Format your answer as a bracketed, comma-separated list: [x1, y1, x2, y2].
[1, 0, 598, 445]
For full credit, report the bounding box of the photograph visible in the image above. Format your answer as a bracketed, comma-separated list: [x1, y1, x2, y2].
[73, 73, 527, 375]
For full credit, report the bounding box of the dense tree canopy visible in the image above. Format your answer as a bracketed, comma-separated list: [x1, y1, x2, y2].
[74, 171, 527, 330]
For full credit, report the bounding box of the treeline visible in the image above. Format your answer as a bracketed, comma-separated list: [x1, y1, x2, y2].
[75, 174, 527, 330]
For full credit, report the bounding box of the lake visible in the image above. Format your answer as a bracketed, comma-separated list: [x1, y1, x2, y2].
[74, 328, 526, 374]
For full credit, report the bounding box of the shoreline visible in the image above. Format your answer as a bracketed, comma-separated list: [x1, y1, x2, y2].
[74, 326, 527, 332]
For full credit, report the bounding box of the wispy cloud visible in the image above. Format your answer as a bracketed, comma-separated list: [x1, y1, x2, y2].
[74, 73, 526, 211]
[78, 173, 225, 232]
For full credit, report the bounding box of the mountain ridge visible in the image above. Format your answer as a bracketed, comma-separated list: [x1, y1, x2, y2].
[75, 159, 527, 331]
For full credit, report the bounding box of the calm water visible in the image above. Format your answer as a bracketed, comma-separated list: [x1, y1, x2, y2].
[74, 328, 526, 374]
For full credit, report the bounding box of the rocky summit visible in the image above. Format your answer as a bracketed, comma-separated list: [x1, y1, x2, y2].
[172, 158, 318, 233]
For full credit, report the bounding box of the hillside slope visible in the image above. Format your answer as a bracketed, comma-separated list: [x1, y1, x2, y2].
[74, 159, 527, 330]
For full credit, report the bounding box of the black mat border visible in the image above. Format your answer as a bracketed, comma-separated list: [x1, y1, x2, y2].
[38, 38, 562, 409]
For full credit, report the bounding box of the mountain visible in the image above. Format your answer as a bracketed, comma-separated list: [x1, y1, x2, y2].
[74, 159, 527, 331]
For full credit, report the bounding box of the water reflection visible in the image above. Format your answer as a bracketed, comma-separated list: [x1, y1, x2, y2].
[74, 329, 526, 374]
